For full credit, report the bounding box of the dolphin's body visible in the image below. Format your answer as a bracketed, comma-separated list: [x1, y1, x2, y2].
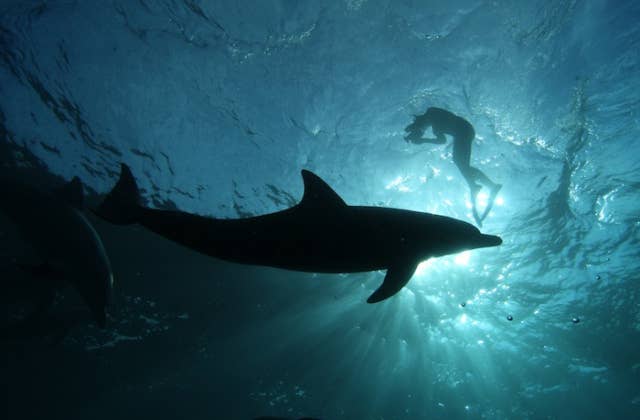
[0, 175, 113, 327]
[97, 164, 501, 302]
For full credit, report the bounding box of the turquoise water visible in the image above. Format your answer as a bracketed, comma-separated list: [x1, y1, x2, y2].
[1, 1, 639, 419]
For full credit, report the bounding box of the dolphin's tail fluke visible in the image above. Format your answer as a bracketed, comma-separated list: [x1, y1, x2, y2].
[95, 163, 142, 225]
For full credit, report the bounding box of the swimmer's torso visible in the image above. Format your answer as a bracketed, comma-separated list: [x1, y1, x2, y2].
[427, 107, 475, 140]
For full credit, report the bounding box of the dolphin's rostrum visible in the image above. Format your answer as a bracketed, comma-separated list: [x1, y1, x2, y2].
[97, 164, 502, 302]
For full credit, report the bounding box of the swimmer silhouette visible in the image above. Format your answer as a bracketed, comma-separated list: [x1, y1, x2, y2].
[404, 107, 501, 226]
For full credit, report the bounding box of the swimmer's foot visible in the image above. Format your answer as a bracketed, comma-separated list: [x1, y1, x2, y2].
[490, 183, 502, 199]
[470, 184, 483, 227]
[470, 183, 481, 199]
[479, 183, 502, 222]
[472, 206, 483, 228]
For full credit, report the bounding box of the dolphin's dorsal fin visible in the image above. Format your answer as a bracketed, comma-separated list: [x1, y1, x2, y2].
[367, 259, 419, 303]
[300, 170, 347, 209]
[55, 176, 84, 209]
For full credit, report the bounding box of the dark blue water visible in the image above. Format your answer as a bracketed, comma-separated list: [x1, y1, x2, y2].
[1, 1, 639, 419]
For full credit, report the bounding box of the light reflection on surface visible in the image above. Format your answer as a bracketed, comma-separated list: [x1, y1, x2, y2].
[385, 175, 411, 192]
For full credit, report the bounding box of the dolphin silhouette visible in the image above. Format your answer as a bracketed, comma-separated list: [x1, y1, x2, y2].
[0, 175, 113, 327]
[254, 417, 321, 420]
[96, 164, 501, 302]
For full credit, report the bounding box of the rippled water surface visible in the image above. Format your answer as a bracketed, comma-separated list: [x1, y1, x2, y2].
[1, 1, 639, 419]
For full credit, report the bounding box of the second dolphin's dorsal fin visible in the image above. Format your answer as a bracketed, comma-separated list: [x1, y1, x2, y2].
[300, 170, 347, 209]
[55, 176, 84, 209]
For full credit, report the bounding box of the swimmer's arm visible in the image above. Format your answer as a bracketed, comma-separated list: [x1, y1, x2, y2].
[406, 133, 447, 145]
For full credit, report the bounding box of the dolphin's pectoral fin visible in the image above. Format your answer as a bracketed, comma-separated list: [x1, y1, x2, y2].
[367, 260, 419, 303]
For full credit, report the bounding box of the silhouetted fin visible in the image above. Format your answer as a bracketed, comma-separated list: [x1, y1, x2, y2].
[367, 259, 419, 303]
[300, 170, 346, 210]
[94, 163, 141, 224]
[55, 176, 84, 209]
